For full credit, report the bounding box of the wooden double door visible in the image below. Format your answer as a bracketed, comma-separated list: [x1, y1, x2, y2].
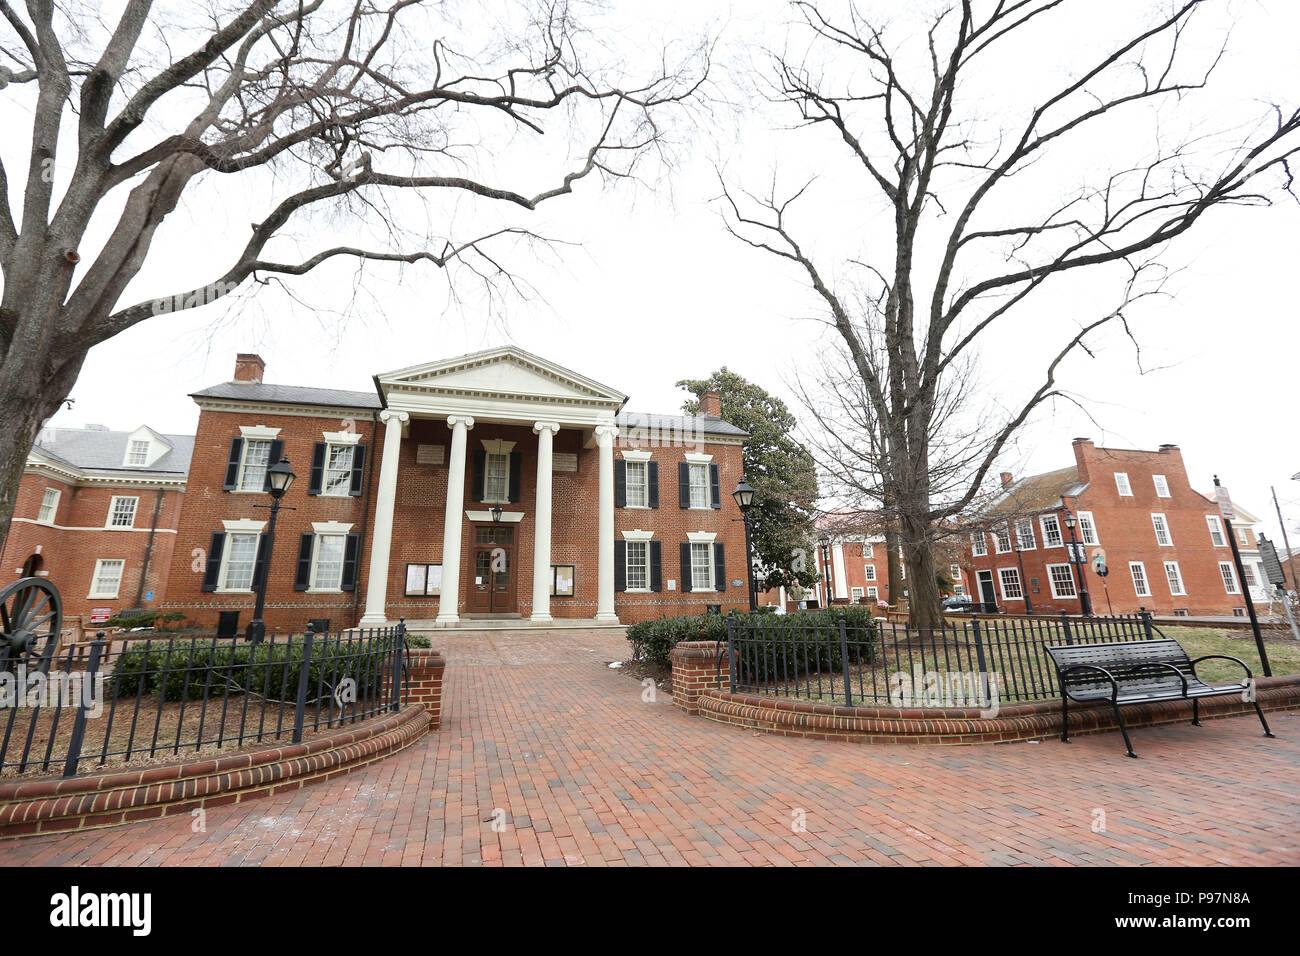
[466, 524, 518, 613]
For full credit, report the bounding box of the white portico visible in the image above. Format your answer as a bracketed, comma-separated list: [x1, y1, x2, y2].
[357, 346, 628, 627]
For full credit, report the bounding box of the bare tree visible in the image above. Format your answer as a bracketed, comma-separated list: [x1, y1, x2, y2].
[0, 0, 707, 552]
[722, 0, 1299, 627]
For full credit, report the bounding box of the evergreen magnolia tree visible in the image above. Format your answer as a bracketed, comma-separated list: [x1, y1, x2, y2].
[679, 368, 819, 594]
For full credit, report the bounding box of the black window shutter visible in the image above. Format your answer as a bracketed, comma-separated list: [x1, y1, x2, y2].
[201, 532, 225, 591]
[614, 459, 626, 508]
[680, 542, 692, 593]
[263, 439, 284, 492]
[308, 442, 326, 495]
[649, 541, 662, 592]
[341, 534, 360, 591]
[678, 462, 690, 508]
[293, 533, 314, 591]
[348, 445, 367, 496]
[648, 462, 659, 509]
[614, 539, 627, 592]
[472, 450, 486, 501]
[253, 533, 271, 592]
[709, 463, 721, 509]
[508, 452, 522, 503]
[714, 542, 726, 592]
[223, 438, 243, 491]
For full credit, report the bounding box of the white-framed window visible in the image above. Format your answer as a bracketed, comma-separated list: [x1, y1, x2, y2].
[37, 487, 60, 524]
[1164, 556, 1185, 595]
[1151, 513, 1173, 547]
[1238, 528, 1250, 546]
[1077, 510, 1099, 546]
[221, 533, 260, 591]
[1153, 474, 1170, 498]
[1014, 519, 1036, 550]
[311, 534, 347, 591]
[625, 460, 649, 508]
[993, 524, 1012, 554]
[1130, 561, 1151, 597]
[1241, 563, 1258, 589]
[1219, 561, 1239, 594]
[484, 451, 510, 503]
[626, 540, 649, 591]
[867, 586, 879, 599]
[1206, 515, 1226, 547]
[863, 543, 874, 558]
[998, 567, 1024, 600]
[950, 564, 962, 581]
[1047, 563, 1077, 599]
[971, 532, 987, 557]
[126, 439, 150, 466]
[1040, 514, 1063, 548]
[238, 439, 273, 492]
[688, 463, 710, 509]
[88, 559, 125, 599]
[322, 444, 355, 497]
[851, 586, 865, 602]
[1114, 472, 1133, 496]
[864, 564, 877, 582]
[690, 542, 715, 591]
[107, 495, 139, 529]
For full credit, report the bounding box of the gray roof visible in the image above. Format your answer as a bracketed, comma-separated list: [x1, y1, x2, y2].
[33, 427, 193, 477]
[191, 381, 383, 409]
[616, 411, 748, 439]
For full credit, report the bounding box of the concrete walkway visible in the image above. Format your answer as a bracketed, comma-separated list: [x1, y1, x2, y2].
[2, 630, 1296, 866]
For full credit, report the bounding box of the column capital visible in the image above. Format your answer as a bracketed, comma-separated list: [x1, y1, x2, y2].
[447, 415, 475, 430]
[379, 409, 409, 426]
[533, 420, 561, 436]
[594, 423, 619, 443]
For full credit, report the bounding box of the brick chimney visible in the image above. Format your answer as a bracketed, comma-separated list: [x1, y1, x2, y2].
[699, 390, 722, 418]
[1071, 437, 1094, 483]
[234, 353, 265, 384]
[999, 471, 1014, 488]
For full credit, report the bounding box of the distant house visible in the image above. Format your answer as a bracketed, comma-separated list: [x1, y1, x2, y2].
[1, 424, 192, 621]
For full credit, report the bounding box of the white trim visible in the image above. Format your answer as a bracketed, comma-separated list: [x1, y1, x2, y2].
[222, 518, 267, 533]
[307, 531, 348, 593]
[1163, 561, 1186, 596]
[1151, 512, 1173, 547]
[1218, 561, 1240, 594]
[322, 429, 362, 446]
[11, 517, 177, 534]
[1046, 562, 1078, 599]
[1014, 518, 1036, 550]
[465, 510, 524, 523]
[1206, 514, 1227, 547]
[863, 564, 876, 581]
[971, 532, 987, 557]
[239, 424, 282, 440]
[1114, 472, 1133, 496]
[1129, 561, 1151, 598]
[997, 566, 1024, 601]
[620, 528, 655, 542]
[1153, 474, 1171, 498]
[993, 523, 1013, 554]
[36, 487, 61, 525]
[1040, 514, 1063, 548]
[319, 441, 358, 498]
[686, 530, 718, 543]
[623, 537, 652, 592]
[686, 460, 711, 510]
[619, 449, 652, 462]
[87, 558, 125, 599]
[479, 438, 517, 455]
[1077, 510, 1099, 546]
[105, 494, 139, 529]
[311, 520, 354, 535]
[688, 539, 717, 592]
[684, 452, 714, 464]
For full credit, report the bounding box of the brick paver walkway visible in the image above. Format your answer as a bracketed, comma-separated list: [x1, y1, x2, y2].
[2, 630, 1297, 866]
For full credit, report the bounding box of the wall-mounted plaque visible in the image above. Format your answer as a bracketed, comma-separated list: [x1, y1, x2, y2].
[552, 452, 578, 473]
[405, 563, 442, 596]
[551, 565, 575, 597]
[416, 444, 445, 465]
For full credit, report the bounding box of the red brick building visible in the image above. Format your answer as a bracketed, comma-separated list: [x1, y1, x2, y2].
[1, 424, 191, 622]
[163, 347, 750, 634]
[963, 439, 1262, 617]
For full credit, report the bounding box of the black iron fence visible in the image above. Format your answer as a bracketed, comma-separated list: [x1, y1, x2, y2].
[724, 611, 1156, 707]
[1, 622, 408, 778]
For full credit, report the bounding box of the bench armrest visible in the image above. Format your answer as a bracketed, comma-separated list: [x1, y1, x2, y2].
[1190, 655, 1253, 684]
[1057, 663, 1120, 701]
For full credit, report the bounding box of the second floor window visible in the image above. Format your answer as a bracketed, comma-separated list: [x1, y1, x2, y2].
[1152, 513, 1172, 547]
[1114, 472, 1132, 496]
[1041, 514, 1063, 547]
[1014, 519, 1036, 550]
[994, 525, 1012, 553]
[1077, 511, 1099, 545]
[37, 488, 60, 524]
[484, 452, 510, 503]
[625, 460, 648, 507]
[239, 439, 272, 491]
[109, 496, 138, 528]
[971, 532, 987, 556]
[864, 564, 876, 581]
[688, 463, 710, 509]
[323, 444, 355, 496]
[1206, 515, 1226, 547]
[1219, 562, 1239, 594]
[1153, 474, 1170, 497]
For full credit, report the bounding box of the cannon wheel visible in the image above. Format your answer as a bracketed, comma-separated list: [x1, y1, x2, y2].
[0, 577, 63, 670]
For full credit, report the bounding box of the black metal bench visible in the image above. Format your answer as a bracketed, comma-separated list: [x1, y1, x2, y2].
[1045, 638, 1275, 757]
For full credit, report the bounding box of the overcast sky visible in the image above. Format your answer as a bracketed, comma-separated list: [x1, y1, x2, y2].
[21, 0, 1300, 543]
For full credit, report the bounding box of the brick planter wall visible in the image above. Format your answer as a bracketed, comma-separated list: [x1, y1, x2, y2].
[670, 640, 730, 715]
[0, 704, 430, 839]
[406, 648, 446, 729]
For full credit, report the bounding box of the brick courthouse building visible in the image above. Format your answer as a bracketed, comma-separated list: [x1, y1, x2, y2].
[164, 347, 750, 632]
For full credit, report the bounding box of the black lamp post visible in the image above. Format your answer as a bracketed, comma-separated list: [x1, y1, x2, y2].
[1060, 508, 1093, 616]
[1012, 521, 1033, 614]
[732, 478, 758, 613]
[818, 534, 832, 609]
[248, 456, 296, 644]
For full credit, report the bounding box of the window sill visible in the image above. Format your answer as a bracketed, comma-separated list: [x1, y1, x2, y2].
[104, 525, 136, 531]
[624, 588, 651, 594]
[86, 594, 120, 601]
[214, 588, 254, 595]
[623, 504, 651, 510]
[306, 588, 344, 594]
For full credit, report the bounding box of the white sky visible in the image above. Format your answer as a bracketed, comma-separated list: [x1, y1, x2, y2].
[13, 0, 1300, 544]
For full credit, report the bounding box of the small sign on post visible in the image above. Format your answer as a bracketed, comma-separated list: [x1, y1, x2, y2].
[1215, 484, 1236, 521]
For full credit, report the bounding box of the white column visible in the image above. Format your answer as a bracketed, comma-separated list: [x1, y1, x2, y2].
[594, 424, 619, 622]
[359, 409, 409, 626]
[530, 421, 560, 622]
[435, 415, 474, 625]
[832, 540, 849, 600]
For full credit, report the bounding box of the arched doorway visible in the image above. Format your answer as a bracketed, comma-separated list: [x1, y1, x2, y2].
[20, 553, 43, 578]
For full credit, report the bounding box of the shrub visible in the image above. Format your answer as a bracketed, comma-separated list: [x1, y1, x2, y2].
[112, 635, 400, 702]
[403, 632, 432, 649]
[103, 610, 185, 630]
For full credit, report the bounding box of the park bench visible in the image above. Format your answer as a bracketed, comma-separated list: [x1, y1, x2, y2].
[1045, 637, 1276, 758]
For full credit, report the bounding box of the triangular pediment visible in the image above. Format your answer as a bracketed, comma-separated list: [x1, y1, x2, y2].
[377, 346, 626, 406]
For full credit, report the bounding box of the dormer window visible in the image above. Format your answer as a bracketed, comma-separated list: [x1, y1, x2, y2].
[126, 439, 150, 466]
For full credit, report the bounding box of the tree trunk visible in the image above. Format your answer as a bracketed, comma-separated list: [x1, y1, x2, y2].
[884, 526, 903, 606]
[900, 508, 943, 630]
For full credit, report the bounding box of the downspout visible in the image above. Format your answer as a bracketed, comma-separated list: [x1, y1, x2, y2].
[134, 486, 166, 607]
